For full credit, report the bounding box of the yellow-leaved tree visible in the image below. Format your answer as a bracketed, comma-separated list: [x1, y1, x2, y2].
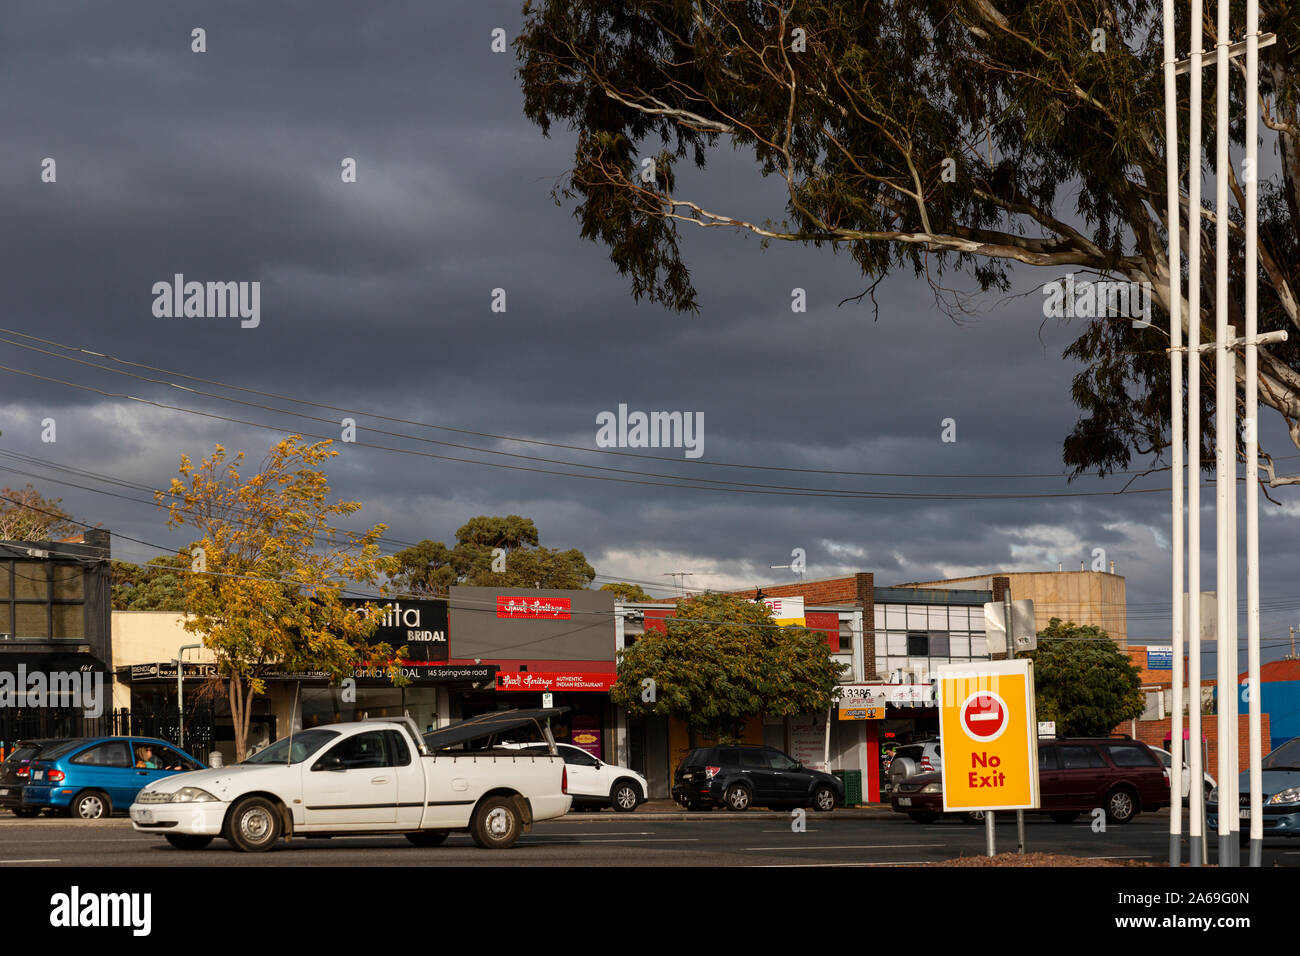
[157, 436, 401, 762]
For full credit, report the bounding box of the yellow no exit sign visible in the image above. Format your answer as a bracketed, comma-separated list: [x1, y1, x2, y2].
[937, 660, 1039, 811]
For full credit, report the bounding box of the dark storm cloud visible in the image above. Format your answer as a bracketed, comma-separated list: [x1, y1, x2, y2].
[2, 1, 1296, 659]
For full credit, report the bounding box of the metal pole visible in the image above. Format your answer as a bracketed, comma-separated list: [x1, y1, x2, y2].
[175, 659, 184, 751]
[1245, 0, 1263, 868]
[1214, 0, 1233, 866]
[1164, 0, 1185, 868]
[985, 807, 996, 858]
[1186, 0, 1206, 868]
[1002, 594, 1025, 854]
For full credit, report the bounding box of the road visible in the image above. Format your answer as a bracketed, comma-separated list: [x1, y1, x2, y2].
[2, 809, 1297, 866]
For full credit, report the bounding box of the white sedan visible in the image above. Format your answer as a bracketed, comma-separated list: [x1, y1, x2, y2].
[1151, 746, 1216, 800]
[500, 742, 647, 812]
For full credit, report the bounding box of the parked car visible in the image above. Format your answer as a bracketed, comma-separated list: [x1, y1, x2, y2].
[1207, 736, 1300, 841]
[887, 740, 942, 791]
[1149, 746, 1216, 801]
[0, 738, 66, 817]
[498, 742, 647, 812]
[130, 710, 572, 851]
[890, 736, 1169, 824]
[672, 744, 844, 812]
[21, 736, 205, 820]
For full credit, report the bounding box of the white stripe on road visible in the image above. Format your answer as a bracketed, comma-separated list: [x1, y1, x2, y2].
[0, 859, 60, 864]
[527, 838, 701, 844]
[745, 843, 944, 851]
[750, 860, 927, 867]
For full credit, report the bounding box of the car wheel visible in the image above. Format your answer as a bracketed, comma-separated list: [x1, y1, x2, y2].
[811, 785, 837, 812]
[961, 811, 987, 825]
[405, 830, 450, 847]
[164, 834, 213, 850]
[907, 812, 939, 824]
[471, 796, 522, 849]
[71, 790, 110, 820]
[723, 784, 751, 811]
[10, 807, 41, 818]
[611, 781, 641, 812]
[225, 796, 282, 852]
[1104, 787, 1138, 824]
[1050, 812, 1080, 824]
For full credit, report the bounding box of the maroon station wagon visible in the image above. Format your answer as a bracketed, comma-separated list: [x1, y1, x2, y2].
[891, 737, 1170, 824]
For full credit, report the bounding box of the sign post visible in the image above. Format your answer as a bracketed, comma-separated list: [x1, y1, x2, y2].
[938, 660, 1039, 858]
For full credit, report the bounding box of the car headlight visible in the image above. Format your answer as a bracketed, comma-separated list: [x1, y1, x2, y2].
[168, 787, 218, 803]
[135, 789, 173, 805]
[920, 783, 942, 794]
[1268, 787, 1300, 806]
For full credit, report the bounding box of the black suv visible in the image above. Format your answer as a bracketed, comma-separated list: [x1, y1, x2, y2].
[0, 738, 65, 817]
[672, 745, 845, 811]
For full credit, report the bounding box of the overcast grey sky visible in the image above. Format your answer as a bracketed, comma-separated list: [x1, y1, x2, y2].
[4, 1, 1299, 663]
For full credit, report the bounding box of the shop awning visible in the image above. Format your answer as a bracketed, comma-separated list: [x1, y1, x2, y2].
[0, 650, 108, 673]
[422, 707, 568, 751]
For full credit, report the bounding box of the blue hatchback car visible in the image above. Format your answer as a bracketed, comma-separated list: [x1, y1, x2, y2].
[1207, 736, 1300, 840]
[21, 737, 206, 819]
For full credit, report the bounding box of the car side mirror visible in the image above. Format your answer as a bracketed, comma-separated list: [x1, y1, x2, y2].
[313, 756, 346, 773]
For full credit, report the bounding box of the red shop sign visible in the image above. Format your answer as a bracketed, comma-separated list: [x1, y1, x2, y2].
[495, 672, 617, 692]
[496, 596, 572, 619]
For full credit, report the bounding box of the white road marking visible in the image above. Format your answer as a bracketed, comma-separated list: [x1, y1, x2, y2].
[750, 860, 927, 867]
[745, 843, 944, 851]
[526, 838, 702, 844]
[0, 859, 60, 864]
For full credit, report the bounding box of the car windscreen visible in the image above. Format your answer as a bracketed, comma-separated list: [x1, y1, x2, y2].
[242, 729, 340, 765]
[1262, 738, 1300, 771]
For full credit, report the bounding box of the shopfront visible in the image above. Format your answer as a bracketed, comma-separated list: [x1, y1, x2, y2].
[447, 586, 619, 760]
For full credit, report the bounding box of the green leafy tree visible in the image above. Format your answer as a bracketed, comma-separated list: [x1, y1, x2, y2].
[611, 592, 844, 742]
[112, 556, 189, 611]
[516, 1, 1300, 481]
[600, 581, 654, 601]
[1025, 617, 1145, 736]
[390, 515, 595, 595]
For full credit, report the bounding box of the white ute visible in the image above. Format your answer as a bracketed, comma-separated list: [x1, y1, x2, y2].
[129, 709, 571, 852]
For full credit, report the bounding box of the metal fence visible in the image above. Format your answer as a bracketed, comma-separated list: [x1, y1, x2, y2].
[1, 706, 216, 763]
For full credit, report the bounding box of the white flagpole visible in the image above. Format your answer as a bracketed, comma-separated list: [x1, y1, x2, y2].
[1186, 0, 1206, 867]
[1163, 0, 1185, 868]
[1214, 0, 1235, 866]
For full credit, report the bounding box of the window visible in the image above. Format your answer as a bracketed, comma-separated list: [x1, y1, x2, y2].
[1038, 747, 1060, 771]
[950, 634, 970, 658]
[72, 741, 131, 767]
[718, 749, 741, 768]
[2, 560, 88, 641]
[906, 632, 929, 656]
[1061, 746, 1106, 770]
[319, 731, 391, 770]
[150, 745, 199, 771]
[766, 751, 800, 771]
[838, 620, 853, 653]
[1103, 744, 1159, 768]
[385, 731, 412, 766]
[561, 746, 599, 768]
[740, 751, 767, 769]
[929, 632, 950, 655]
